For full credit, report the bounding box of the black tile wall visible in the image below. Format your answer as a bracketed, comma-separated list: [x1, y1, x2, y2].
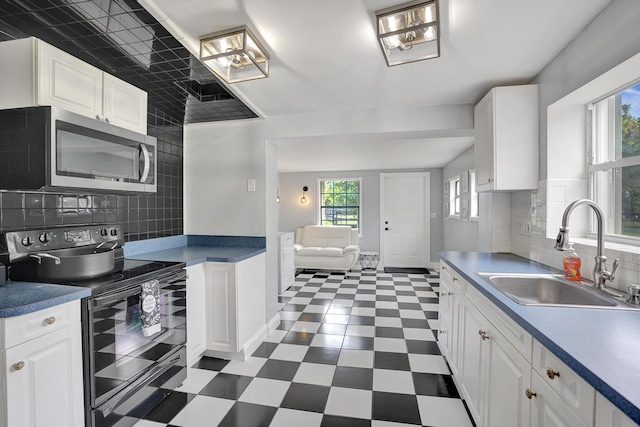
[0, 0, 256, 241]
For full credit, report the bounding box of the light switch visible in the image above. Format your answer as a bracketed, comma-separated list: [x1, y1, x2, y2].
[247, 179, 256, 192]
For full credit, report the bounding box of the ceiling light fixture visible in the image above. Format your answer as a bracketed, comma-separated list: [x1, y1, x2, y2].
[375, 0, 439, 67]
[199, 25, 269, 84]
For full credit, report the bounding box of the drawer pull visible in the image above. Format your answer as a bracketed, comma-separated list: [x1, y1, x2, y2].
[44, 316, 56, 325]
[441, 292, 451, 297]
[478, 330, 490, 340]
[525, 388, 537, 399]
[546, 368, 560, 380]
[439, 330, 447, 334]
[452, 276, 458, 281]
[13, 361, 25, 371]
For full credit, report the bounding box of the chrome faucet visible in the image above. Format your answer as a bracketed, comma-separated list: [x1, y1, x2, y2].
[555, 199, 619, 291]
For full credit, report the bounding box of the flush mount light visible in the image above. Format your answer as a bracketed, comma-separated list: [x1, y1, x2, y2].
[199, 25, 269, 84]
[375, 0, 439, 67]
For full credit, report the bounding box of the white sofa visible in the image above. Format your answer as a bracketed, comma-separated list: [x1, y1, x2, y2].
[294, 225, 360, 272]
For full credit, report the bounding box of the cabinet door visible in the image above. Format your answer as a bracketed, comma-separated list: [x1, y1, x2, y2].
[484, 328, 532, 427]
[448, 287, 462, 376]
[595, 392, 639, 427]
[474, 91, 495, 191]
[532, 340, 595, 426]
[459, 298, 489, 425]
[437, 278, 452, 358]
[530, 372, 588, 427]
[186, 264, 207, 366]
[103, 73, 148, 133]
[5, 323, 84, 427]
[36, 39, 103, 119]
[279, 233, 295, 294]
[204, 262, 238, 353]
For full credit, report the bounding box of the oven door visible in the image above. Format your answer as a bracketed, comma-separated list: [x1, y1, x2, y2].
[85, 269, 187, 410]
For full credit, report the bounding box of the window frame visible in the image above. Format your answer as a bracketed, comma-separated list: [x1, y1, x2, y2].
[469, 169, 479, 221]
[317, 177, 362, 233]
[588, 81, 640, 245]
[449, 175, 461, 219]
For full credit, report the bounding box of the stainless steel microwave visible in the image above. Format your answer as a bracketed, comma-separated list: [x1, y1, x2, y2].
[0, 106, 156, 193]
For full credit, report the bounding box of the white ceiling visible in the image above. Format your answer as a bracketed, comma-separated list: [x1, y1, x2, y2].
[140, 0, 610, 172]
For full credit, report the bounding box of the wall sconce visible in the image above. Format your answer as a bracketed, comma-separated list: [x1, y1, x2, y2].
[277, 188, 281, 204]
[300, 186, 309, 204]
[375, 0, 439, 67]
[200, 25, 270, 84]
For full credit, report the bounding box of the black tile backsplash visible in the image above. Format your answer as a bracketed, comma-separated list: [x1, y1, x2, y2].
[0, 0, 255, 241]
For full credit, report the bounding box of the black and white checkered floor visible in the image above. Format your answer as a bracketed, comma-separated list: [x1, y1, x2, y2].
[134, 270, 475, 427]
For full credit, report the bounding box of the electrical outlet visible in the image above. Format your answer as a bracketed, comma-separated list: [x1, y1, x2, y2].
[247, 179, 256, 192]
[517, 221, 525, 235]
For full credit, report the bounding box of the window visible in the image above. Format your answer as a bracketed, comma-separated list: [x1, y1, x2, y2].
[319, 178, 361, 229]
[589, 82, 640, 240]
[470, 170, 479, 219]
[449, 176, 460, 217]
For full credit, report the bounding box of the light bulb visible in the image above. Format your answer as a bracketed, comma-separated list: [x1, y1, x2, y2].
[300, 195, 308, 204]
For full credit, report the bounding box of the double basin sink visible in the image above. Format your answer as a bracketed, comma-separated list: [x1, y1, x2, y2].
[477, 273, 640, 310]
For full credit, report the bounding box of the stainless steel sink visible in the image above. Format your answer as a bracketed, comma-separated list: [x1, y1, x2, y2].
[477, 273, 639, 310]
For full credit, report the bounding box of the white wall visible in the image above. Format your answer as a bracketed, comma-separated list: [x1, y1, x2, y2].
[511, 0, 640, 291]
[184, 120, 268, 236]
[442, 147, 479, 251]
[278, 168, 444, 262]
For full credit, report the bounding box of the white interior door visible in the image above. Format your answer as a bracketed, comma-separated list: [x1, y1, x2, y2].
[380, 172, 430, 268]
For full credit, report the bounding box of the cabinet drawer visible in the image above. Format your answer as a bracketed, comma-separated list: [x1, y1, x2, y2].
[2, 301, 80, 348]
[533, 340, 595, 426]
[465, 284, 532, 362]
[440, 260, 454, 282]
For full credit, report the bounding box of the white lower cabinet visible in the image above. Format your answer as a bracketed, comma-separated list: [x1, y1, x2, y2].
[186, 263, 207, 366]
[0, 301, 83, 427]
[438, 261, 462, 375]
[440, 259, 637, 427]
[484, 325, 532, 427]
[458, 290, 531, 427]
[595, 392, 639, 427]
[204, 253, 267, 359]
[530, 371, 588, 427]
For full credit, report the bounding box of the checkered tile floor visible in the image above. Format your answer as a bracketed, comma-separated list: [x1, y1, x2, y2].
[134, 270, 475, 427]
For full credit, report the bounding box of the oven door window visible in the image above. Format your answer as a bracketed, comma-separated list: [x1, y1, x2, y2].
[90, 282, 186, 405]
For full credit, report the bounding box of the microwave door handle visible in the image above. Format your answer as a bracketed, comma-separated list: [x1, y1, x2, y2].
[139, 143, 150, 183]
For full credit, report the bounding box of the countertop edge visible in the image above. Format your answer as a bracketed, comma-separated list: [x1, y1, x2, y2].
[0, 286, 91, 318]
[440, 251, 640, 424]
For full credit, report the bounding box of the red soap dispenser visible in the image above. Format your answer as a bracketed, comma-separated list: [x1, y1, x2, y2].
[563, 243, 582, 281]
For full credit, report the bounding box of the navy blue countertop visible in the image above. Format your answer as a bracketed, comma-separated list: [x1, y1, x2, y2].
[126, 246, 266, 266]
[0, 281, 90, 318]
[440, 251, 640, 423]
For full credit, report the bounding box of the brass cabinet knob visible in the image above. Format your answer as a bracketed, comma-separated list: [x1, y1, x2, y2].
[13, 361, 25, 371]
[44, 316, 56, 325]
[525, 388, 537, 399]
[546, 368, 560, 380]
[478, 330, 490, 340]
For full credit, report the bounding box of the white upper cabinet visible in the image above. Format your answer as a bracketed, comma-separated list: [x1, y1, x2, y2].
[0, 37, 147, 133]
[474, 85, 539, 192]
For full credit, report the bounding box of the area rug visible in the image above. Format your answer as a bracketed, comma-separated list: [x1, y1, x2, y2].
[383, 267, 431, 274]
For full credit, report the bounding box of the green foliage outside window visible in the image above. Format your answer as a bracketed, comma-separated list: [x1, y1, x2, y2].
[320, 179, 360, 228]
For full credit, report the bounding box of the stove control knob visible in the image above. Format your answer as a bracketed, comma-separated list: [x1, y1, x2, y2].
[110, 229, 118, 237]
[21, 236, 34, 247]
[100, 228, 109, 237]
[38, 233, 51, 244]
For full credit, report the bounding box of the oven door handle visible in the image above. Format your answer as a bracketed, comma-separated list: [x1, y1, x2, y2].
[164, 270, 187, 284]
[92, 285, 141, 308]
[98, 352, 184, 417]
[138, 143, 150, 183]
